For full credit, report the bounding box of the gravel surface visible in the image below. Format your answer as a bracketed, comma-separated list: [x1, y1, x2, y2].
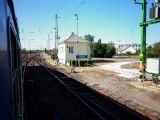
[100, 61, 139, 78]
[70, 71, 160, 120]
[41, 52, 160, 120]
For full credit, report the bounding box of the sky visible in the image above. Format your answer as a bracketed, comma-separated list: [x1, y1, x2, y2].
[13, 0, 160, 50]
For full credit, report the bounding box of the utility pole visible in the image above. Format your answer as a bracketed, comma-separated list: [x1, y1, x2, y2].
[48, 34, 50, 51]
[53, 27, 56, 50]
[134, 0, 160, 78]
[54, 14, 60, 50]
[141, 0, 147, 77]
[136, 0, 147, 77]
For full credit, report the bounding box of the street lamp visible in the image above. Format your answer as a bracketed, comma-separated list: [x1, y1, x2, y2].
[74, 14, 78, 40]
[74, 14, 79, 61]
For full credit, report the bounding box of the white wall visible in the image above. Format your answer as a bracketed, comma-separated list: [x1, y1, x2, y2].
[66, 42, 90, 61]
[58, 43, 66, 64]
[121, 47, 137, 54]
[58, 42, 90, 64]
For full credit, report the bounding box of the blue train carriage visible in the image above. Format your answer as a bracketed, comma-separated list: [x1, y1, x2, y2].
[0, 0, 22, 120]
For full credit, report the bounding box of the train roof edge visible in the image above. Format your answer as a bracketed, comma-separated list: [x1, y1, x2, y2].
[7, 0, 19, 35]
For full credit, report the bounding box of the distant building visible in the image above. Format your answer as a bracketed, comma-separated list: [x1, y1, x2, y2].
[113, 41, 140, 54]
[58, 32, 91, 64]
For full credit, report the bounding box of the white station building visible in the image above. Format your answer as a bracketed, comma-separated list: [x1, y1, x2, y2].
[114, 41, 140, 54]
[58, 32, 91, 64]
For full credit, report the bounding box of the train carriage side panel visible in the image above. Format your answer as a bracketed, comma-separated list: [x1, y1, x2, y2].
[0, 0, 13, 120]
[0, 0, 21, 120]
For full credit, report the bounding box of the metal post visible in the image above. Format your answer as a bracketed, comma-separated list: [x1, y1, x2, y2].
[54, 14, 60, 50]
[76, 15, 78, 42]
[53, 14, 60, 58]
[53, 27, 56, 50]
[55, 14, 58, 50]
[48, 34, 50, 51]
[135, 0, 160, 79]
[140, 0, 147, 76]
[56, 14, 59, 48]
[74, 14, 78, 66]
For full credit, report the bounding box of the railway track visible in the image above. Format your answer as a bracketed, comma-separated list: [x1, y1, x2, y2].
[24, 55, 150, 120]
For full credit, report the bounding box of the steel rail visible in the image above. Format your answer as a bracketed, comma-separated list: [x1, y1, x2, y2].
[30, 56, 149, 120]
[32, 57, 106, 120]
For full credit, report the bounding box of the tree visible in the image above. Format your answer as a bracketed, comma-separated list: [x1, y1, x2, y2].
[51, 48, 58, 60]
[97, 39, 101, 44]
[147, 45, 154, 57]
[91, 43, 105, 57]
[105, 43, 116, 58]
[51, 52, 57, 60]
[91, 42, 116, 58]
[153, 42, 160, 57]
[21, 48, 26, 52]
[147, 42, 160, 57]
[84, 34, 94, 43]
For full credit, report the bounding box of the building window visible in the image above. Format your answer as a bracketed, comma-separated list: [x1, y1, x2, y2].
[69, 47, 73, 53]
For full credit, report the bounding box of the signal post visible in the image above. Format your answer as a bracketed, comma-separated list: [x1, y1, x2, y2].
[135, 0, 160, 78]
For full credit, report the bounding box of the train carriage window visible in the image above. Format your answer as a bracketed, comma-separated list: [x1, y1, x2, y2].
[9, 24, 20, 119]
[9, 26, 18, 73]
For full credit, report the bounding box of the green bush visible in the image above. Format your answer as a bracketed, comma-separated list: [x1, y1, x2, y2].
[69, 60, 92, 67]
[51, 52, 57, 60]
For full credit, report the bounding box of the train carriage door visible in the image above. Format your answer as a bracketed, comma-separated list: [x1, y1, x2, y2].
[8, 18, 20, 120]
